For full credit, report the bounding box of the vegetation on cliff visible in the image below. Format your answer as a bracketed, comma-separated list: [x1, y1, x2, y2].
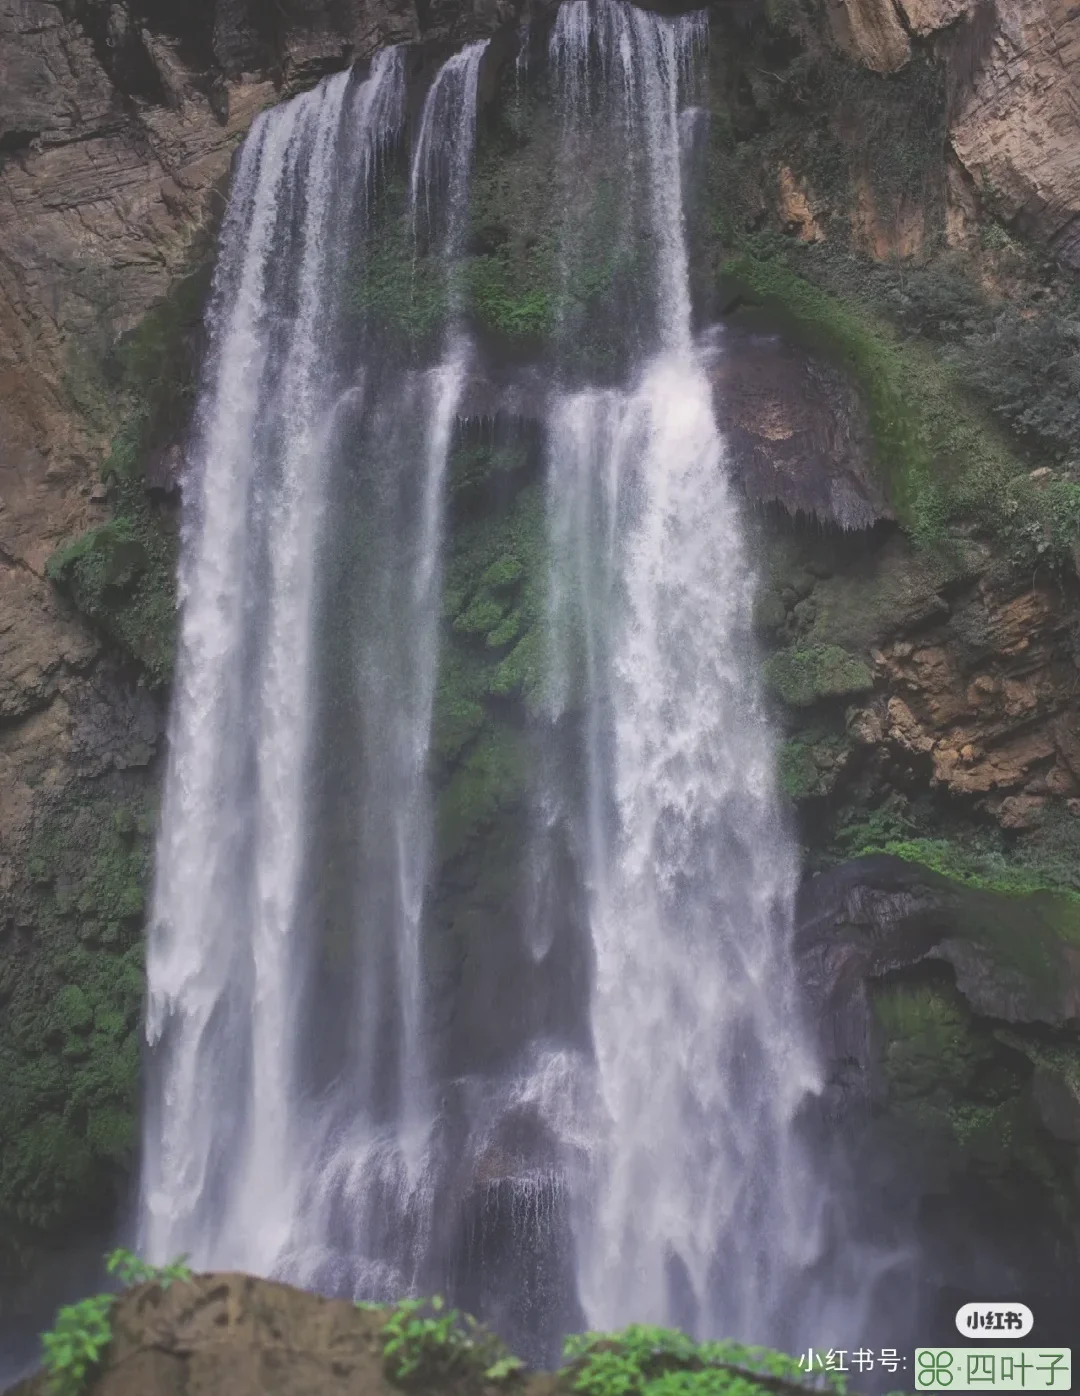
[1, 790, 154, 1255]
[4, 257, 205, 1277]
[46, 262, 209, 687]
[33, 1264, 855, 1396]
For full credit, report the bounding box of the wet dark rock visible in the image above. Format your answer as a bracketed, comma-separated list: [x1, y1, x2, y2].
[144, 442, 185, 499]
[707, 326, 892, 531]
[796, 854, 1080, 1046]
[796, 855, 1080, 1343]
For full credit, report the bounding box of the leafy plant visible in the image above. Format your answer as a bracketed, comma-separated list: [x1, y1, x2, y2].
[875, 263, 989, 342]
[106, 1245, 191, 1289]
[378, 1295, 521, 1387]
[41, 1295, 113, 1396]
[563, 1326, 847, 1396]
[956, 307, 1080, 462]
[485, 1355, 526, 1382]
[41, 1249, 194, 1395]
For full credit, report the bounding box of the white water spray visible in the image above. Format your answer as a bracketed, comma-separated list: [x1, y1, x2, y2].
[134, 8, 898, 1351]
[139, 41, 488, 1286]
[539, 1, 827, 1344]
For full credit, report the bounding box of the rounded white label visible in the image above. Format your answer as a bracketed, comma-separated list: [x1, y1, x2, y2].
[956, 1301, 1034, 1338]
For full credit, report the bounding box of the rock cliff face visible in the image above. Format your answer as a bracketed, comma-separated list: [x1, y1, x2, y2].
[796, 855, 1080, 1342]
[826, 0, 1080, 266]
[2, 0, 1080, 1338]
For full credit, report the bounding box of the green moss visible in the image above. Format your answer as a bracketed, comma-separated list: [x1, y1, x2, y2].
[465, 80, 651, 376]
[432, 461, 549, 864]
[1, 791, 153, 1243]
[853, 834, 1080, 916]
[0, 1117, 97, 1231]
[777, 742, 818, 800]
[721, 245, 1077, 569]
[437, 727, 528, 864]
[466, 251, 556, 343]
[348, 230, 449, 346]
[998, 1034, 1080, 1095]
[870, 977, 1079, 1210]
[777, 732, 851, 800]
[449, 441, 531, 496]
[763, 643, 873, 707]
[454, 595, 509, 638]
[482, 555, 524, 589]
[875, 982, 990, 1102]
[51, 987, 94, 1039]
[438, 478, 546, 689]
[864, 841, 1080, 1005]
[431, 675, 488, 769]
[485, 610, 522, 649]
[47, 505, 177, 686]
[45, 257, 210, 684]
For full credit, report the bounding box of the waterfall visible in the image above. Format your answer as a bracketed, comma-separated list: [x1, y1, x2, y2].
[520, 0, 835, 1348]
[137, 0, 895, 1355]
[138, 40, 487, 1290]
[140, 54, 406, 1272]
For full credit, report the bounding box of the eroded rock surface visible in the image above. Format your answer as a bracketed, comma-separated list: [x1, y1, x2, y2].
[827, 0, 1080, 267]
[12, 1276, 400, 1396]
[708, 325, 891, 530]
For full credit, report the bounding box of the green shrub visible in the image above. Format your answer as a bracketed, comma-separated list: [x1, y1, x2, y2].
[41, 1249, 192, 1395]
[377, 1296, 521, 1387]
[875, 264, 989, 342]
[105, 1247, 191, 1289]
[46, 491, 176, 686]
[41, 1295, 113, 1396]
[956, 307, 1080, 463]
[564, 1325, 846, 1396]
[2, 793, 154, 1239]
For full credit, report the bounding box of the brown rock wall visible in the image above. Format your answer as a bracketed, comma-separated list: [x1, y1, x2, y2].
[827, 0, 1080, 269]
[852, 575, 1080, 819]
[948, 0, 1080, 266]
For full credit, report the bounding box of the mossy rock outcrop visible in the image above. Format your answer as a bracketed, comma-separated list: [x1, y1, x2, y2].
[0, 788, 155, 1258]
[12, 1273, 852, 1396]
[764, 643, 873, 708]
[797, 854, 1080, 1334]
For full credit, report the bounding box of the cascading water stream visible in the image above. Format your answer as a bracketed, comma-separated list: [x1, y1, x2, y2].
[134, 0, 904, 1357]
[522, 0, 850, 1348]
[278, 38, 490, 1298]
[140, 54, 406, 1272]
[139, 39, 487, 1291]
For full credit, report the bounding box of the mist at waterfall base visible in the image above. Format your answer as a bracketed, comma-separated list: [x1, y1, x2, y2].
[120, 0, 922, 1370]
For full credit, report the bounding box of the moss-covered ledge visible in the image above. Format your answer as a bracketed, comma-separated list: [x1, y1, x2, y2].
[718, 241, 1080, 573]
[46, 258, 212, 689]
[798, 853, 1080, 1282]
